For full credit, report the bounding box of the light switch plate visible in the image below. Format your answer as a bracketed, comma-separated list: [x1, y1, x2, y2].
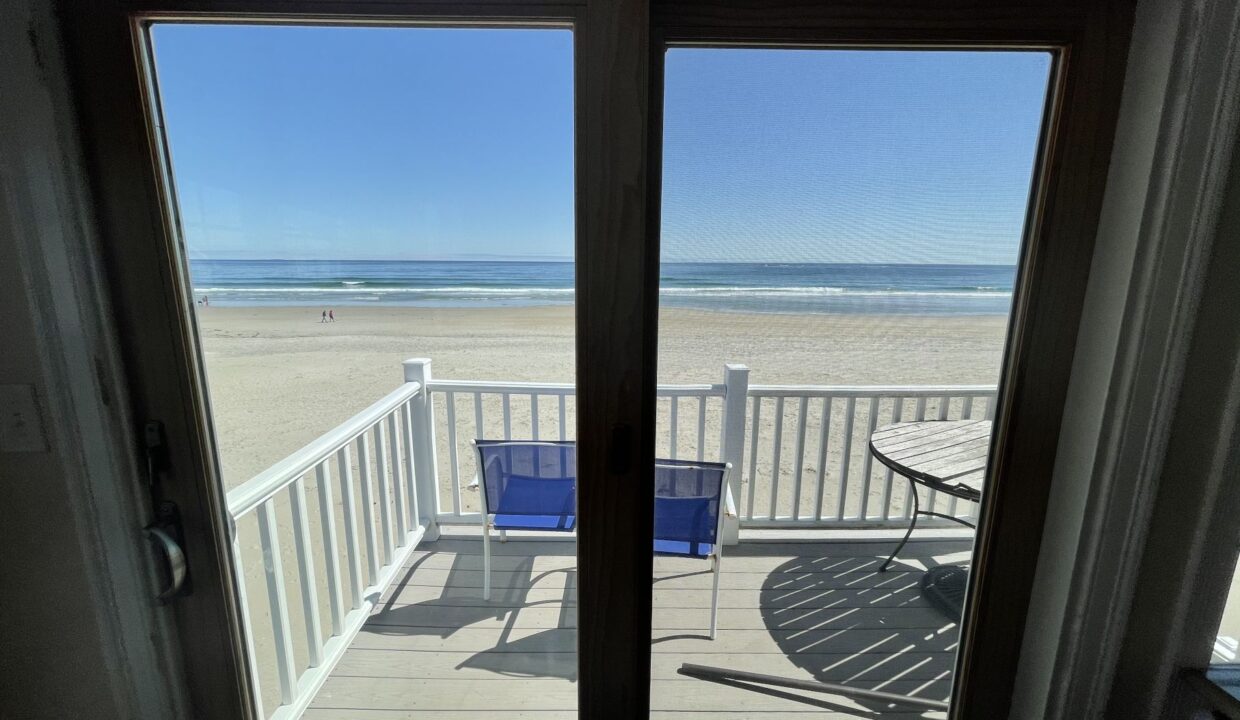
[0, 383, 49, 453]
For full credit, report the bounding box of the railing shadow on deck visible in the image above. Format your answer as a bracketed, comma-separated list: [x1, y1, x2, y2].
[353, 536, 965, 712]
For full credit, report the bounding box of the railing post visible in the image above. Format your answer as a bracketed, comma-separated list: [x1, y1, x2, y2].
[720, 364, 749, 546]
[404, 358, 441, 541]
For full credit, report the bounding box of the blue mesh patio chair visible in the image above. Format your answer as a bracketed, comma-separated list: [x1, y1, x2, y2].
[473, 440, 576, 600]
[654, 459, 729, 639]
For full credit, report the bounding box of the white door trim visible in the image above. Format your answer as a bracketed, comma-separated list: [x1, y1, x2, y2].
[1013, 1, 1240, 717]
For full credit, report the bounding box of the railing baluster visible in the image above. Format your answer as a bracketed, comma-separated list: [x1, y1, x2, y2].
[669, 396, 678, 459]
[791, 398, 809, 520]
[474, 392, 484, 441]
[768, 396, 785, 520]
[909, 398, 928, 519]
[747, 397, 761, 520]
[257, 498, 297, 704]
[387, 412, 407, 540]
[696, 396, 707, 462]
[502, 393, 512, 439]
[972, 394, 994, 523]
[288, 477, 324, 666]
[445, 392, 461, 516]
[230, 534, 266, 720]
[356, 434, 380, 580]
[531, 394, 540, 440]
[471, 393, 484, 519]
[858, 397, 880, 520]
[315, 462, 345, 636]
[374, 422, 395, 562]
[946, 395, 961, 518]
[813, 396, 832, 522]
[962, 396, 974, 418]
[337, 444, 364, 607]
[558, 394, 567, 440]
[881, 398, 903, 520]
[922, 397, 949, 513]
[401, 401, 420, 528]
[836, 397, 856, 520]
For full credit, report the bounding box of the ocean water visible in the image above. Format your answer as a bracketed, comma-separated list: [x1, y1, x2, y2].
[190, 259, 1015, 315]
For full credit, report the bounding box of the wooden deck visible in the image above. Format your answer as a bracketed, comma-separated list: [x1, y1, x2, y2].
[305, 536, 969, 719]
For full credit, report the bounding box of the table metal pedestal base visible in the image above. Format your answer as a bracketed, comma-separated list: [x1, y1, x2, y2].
[878, 475, 976, 573]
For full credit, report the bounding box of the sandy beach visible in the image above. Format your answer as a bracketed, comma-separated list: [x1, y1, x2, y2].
[199, 305, 1007, 485]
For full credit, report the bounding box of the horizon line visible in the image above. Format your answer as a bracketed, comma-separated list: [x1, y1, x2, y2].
[193, 257, 1018, 266]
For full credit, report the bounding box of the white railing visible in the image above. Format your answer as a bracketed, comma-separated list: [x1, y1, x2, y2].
[742, 384, 996, 526]
[235, 358, 996, 718]
[226, 361, 439, 720]
[423, 369, 731, 521]
[416, 360, 995, 529]
[423, 377, 576, 520]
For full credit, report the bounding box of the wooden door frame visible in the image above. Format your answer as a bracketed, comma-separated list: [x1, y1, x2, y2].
[56, 0, 1132, 717]
[575, 0, 659, 715]
[643, 2, 1134, 717]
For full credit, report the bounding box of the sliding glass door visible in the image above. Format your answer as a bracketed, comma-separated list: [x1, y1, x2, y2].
[649, 45, 1051, 717]
[60, 1, 1131, 717]
[143, 20, 580, 719]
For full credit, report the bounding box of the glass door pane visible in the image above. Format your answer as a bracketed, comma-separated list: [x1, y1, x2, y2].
[651, 47, 1051, 716]
[146, 23, 577, 719]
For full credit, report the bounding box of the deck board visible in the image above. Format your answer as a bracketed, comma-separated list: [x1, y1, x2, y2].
[310, 537, 967, 717]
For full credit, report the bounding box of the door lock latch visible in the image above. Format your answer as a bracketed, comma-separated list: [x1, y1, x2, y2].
[142, 421, 191, 603]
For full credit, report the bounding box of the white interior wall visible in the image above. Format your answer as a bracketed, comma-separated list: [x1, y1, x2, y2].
[0, 184, 119, 716]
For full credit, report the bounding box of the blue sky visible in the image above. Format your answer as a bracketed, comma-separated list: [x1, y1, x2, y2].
[152, 25, 1050, 264]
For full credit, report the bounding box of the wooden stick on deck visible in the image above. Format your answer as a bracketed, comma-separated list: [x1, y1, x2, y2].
[677, 663, 950, 712]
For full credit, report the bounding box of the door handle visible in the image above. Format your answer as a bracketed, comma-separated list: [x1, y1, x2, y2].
[144, 500, 191, 604]
[140, 423, 192, 604]
[145, 524, 187, 603]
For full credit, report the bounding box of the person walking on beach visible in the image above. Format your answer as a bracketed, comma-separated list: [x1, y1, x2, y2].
[329, 309, 335, 322]
[321, 310, 328, 323]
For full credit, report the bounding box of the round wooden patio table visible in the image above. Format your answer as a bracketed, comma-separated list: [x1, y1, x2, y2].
[868, 419, 991, 575]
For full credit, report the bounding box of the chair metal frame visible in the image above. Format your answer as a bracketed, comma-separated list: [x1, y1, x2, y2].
[471, 441, 728, 638]
[472, 440, 577, 600]
[654, 460, 730, 639]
